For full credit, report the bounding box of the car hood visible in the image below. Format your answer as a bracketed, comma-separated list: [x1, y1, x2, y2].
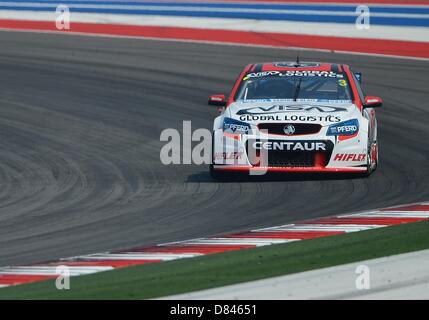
[226, 100, 359, 126]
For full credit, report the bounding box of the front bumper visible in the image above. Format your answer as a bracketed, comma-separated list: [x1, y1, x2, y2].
[212, 165, 367, 173]
[212, 127, 368, 172]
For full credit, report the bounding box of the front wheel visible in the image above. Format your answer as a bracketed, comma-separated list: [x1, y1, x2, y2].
[363, 141, 378, 177]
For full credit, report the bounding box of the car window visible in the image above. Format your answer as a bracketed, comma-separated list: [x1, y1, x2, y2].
[235, 71, 353, 102]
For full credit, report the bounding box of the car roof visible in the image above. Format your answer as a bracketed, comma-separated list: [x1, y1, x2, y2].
[246, 62, 348, 73]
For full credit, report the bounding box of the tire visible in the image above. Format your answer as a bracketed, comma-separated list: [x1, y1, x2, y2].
[363, 139, 378, 177]
[210, 163, 224, 180]
[370, 142, 378, 173]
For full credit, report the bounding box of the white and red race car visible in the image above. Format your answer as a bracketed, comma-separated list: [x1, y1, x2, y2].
[209, 61, 382, 178]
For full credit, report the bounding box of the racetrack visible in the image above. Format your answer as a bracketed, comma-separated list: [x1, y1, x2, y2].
[0, 31, 428, 266]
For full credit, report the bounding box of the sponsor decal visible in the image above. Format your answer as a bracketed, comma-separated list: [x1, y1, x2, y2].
[334, 124, 357, 134]
[239, 114, 341, 123]
[327, 119, 359, 136]
[223, 117, 252, 134]
[214, 151, 244, 160]
[236, 99, 352, 104]
[250, 140, 329, 152]
[243, 71, 344, 80]
[236, 105, 347, 116]
[224, 123, 249, 134]
[334, 154, 366, 162]
[236, 98, 352, 104]
[274, 62, 320, 68]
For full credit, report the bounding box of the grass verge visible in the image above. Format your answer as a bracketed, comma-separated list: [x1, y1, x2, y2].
[1, 220, 428, 299]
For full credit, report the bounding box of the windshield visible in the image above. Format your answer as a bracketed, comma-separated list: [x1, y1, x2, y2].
[235, 71, 353, 102]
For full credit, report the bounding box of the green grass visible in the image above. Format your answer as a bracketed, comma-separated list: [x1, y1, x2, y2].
[1, 220, 428, 299]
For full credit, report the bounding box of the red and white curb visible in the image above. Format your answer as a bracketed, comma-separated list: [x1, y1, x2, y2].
[1, 202, 428, 288]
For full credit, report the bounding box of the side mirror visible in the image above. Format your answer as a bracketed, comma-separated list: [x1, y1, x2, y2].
[363, 96, 382, 108]
[208, 94, 226, 107]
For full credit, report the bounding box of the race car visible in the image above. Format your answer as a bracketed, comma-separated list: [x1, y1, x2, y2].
[208, 61, 382, 179]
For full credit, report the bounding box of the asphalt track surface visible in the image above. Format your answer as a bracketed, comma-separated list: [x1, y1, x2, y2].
[0, 31, 428, 266]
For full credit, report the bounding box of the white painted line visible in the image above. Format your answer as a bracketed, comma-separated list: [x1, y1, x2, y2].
[0, 266, 112, 276]
[383, 209, 429, 213]
[172, 238, 298, 246]
[76, 253, 202, 261]
[340, 211, 429, 218]
[253, 224, 295, 231]
[258, 224, 385, 232]
[0, 284, 9, 288]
